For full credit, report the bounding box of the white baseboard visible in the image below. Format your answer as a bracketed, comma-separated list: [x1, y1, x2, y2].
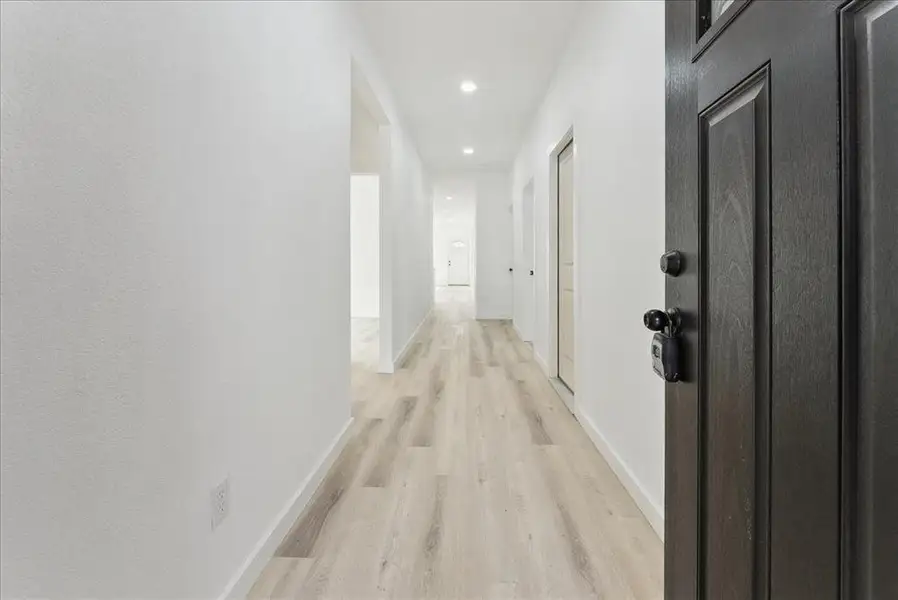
[475, 312, 513, 321]
[392, 307, 433, 370]
[218, 418, 355, 599]
[574, 408, 665, 542]
[548, 377, 575, 414]
[512, 322, 526, 342]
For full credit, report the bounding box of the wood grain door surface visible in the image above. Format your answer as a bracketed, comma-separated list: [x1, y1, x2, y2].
[664, 1, 897, 599]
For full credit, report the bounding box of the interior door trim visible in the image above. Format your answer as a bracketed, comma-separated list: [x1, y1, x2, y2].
[556, 138, 575, 393]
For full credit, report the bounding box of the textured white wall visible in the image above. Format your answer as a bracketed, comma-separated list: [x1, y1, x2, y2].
[511, 1, 666, 530]
[475, 171, 515, 319]
[350, 175, 380, 318]
[0, 2, 429, 597]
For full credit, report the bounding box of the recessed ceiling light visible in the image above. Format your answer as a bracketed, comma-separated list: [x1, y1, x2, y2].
[462, 147, 474, 155]
[460, 80, 477, 94]
[446, 196, 453, 200]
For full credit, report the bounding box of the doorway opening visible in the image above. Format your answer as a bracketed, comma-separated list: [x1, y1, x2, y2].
[548, 128, 576, 411]
[350, 62, 392, 385]
[349, 171, 380, 370]
[432, 180, 476, 315]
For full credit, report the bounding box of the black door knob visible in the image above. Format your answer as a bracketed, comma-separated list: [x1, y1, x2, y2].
[644, 308, 682, 335]
[644, 309, 669, 332]
[660, 250, 683, 276]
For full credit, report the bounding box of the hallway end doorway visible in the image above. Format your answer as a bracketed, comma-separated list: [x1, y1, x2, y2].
[433, 180, 476, 306]
[447, 241, 471, 286]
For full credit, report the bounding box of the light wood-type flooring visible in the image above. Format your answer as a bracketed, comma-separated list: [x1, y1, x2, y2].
[351, 317, 380, 401]
[249, 287, 663, 599]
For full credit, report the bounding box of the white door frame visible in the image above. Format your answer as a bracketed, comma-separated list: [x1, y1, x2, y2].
[548, 127, 576, 411]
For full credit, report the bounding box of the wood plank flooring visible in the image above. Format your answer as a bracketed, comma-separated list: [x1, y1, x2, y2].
[250, 287, 663, 599]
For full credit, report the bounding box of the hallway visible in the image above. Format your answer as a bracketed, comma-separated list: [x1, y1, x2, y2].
[5, 1, 898, 597]
[250, 288, 662, 599]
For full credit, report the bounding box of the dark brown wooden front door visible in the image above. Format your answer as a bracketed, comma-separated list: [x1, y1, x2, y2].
[664, 1, 896, 599]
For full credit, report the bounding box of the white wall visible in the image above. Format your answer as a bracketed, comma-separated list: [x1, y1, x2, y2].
[350, 95, 381, 174]
[350, 175, 380, 318]
[475, 171, 514, 319]
[433, 182, 476, 288]
[511, 1, 666, 534]
[385, 130, 433, 364]
[514, 180, 536, 341]
[0, 2, 430, 598]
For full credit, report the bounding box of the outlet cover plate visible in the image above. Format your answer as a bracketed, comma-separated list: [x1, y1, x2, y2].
[210, 477, 230, 531]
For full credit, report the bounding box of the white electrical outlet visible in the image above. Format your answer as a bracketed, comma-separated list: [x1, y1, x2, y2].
[210, 477, 230, 531]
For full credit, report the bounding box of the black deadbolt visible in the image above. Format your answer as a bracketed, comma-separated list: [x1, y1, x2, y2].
[660, 250, 683, 276]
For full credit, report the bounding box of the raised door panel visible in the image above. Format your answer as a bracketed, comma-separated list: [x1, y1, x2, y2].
[700, 68, 770, 600]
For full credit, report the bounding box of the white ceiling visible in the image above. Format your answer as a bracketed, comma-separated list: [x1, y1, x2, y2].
[433, 178, 476, 221]
[354, 1, 584, 172]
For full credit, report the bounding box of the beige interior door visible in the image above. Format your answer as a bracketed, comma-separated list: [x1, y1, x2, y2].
[558, 141, 575, 391]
